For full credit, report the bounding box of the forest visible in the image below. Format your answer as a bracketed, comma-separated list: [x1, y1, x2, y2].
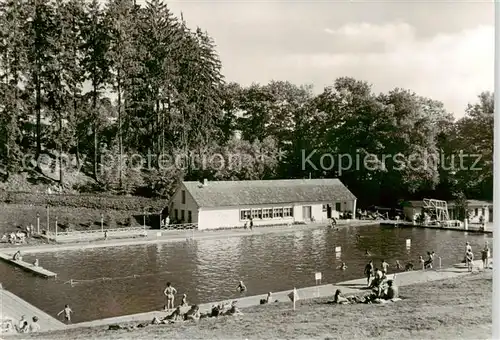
[0, 0, 493, 207]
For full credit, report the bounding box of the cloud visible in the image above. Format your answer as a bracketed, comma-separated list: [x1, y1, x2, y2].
[275, 22, 494, 117]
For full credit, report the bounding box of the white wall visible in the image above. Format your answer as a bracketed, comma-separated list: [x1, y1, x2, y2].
[169, 183, 199, 224]
[197, 200, 357, 230]
[198, 204, 296, 230]
[467, 206, 490, 223]
[404, 204, 491, 223]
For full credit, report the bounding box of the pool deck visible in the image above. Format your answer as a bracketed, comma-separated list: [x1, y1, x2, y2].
[0, 253, 57, 278]
[0, 220, 379, 255]
[0, 288, 65, 331]
[63, 259, 487, 330]
[380, 220, 493, 234]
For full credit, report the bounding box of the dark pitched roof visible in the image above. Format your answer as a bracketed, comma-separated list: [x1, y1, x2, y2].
[183, 179, 356, 208]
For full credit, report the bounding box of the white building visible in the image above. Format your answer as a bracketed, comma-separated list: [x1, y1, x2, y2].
[403, 199, 493, 223]
[167, 178, 357, 230]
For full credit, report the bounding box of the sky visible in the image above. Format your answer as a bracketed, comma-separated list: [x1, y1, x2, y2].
[132, 0, 494, 118]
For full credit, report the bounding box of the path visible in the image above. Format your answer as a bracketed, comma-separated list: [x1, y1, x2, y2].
[0, 220, 378, 255]
[64, 260, 487, 329]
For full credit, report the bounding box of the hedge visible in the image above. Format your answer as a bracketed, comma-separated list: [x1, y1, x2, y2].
[0, 191, 167, 212]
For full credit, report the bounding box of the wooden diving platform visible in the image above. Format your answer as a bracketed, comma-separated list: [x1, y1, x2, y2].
[0, 252, 57, 278]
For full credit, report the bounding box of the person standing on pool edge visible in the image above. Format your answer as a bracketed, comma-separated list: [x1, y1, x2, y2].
[163, 282, 177, 311]
[364, 260, 374, 286]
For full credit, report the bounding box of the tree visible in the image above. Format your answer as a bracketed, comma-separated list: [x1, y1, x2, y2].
[453, 92, 493, 200]
[105, 0, 136, 187]
[81, 0, 111, 179]
[0, 0, 27, 176]
[60, 0, 86, 170]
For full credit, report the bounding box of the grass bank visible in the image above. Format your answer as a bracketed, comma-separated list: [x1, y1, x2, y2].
[22, 271, 491, 340]
[0, 203, 150, 236]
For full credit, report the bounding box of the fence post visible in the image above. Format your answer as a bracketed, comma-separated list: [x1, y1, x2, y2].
[101, 213, 104, 233]
[55, 216, 58, 240]
[46, 205, 50, 235]
[36, 213, 40, 235]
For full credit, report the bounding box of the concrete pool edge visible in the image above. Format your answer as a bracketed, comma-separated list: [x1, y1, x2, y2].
[0, 220, 379, 255]
[0, 288, 66, 331]
[59, 260, 485, 330]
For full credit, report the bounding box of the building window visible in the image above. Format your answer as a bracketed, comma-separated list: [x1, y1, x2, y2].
[262, 208, 272, 219]
[181, 190, 186, 204]
[475, 208, 478, 216]
[188, 211, 192, 223]
[252, 209, 262, 219]
[181, 210, 185, 222]
[335, 203, 341, 211]
[273, 208, 283, 218]
[283, 207, 293, 217]
[174, 209, 178, 220]
[322, 204, 327, 212]
[482, 208, 485, 216]
[240, 209, 251, 220]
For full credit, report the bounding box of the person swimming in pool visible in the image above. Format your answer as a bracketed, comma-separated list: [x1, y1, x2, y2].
[237, 281, 247, 293]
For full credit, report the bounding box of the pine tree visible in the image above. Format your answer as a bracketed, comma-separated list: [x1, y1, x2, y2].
[105, 0, 136, 188]
[0, 0, 26, 176]
[81, 0, 111, 180]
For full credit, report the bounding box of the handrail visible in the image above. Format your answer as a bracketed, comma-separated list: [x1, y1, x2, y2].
[50, 227, 145, 237]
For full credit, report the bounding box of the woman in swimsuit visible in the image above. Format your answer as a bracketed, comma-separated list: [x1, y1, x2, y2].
[163, 282, 177, 311]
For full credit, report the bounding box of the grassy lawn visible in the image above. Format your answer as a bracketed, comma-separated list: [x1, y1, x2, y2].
[0, 204, 144, 237]
[22, 271, 491, 340]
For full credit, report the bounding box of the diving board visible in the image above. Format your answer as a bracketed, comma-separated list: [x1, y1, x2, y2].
[0, 253, 57, 278]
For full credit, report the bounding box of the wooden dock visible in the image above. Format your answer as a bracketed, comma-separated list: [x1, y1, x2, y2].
[0, 252, 57, 278]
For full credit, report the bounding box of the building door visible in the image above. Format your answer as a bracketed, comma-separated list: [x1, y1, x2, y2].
[489, 208, 493, 222]
[327, 204, 332, 218]
[302, 206, 312, 220]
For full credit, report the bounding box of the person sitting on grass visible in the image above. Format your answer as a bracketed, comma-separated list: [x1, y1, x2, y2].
[333, 289, 349, 304]
[166, 306, 183, 322]
[224, 301, 243, 316]
[260, 292, 273, 304]
[424, 252, 433, 269]
[29, 316, 40, 333]
[12, 251, 21, 261]
[184, 305, 201, 321]
[382, 280, 399, 300]
[16, 320, 29, 333]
